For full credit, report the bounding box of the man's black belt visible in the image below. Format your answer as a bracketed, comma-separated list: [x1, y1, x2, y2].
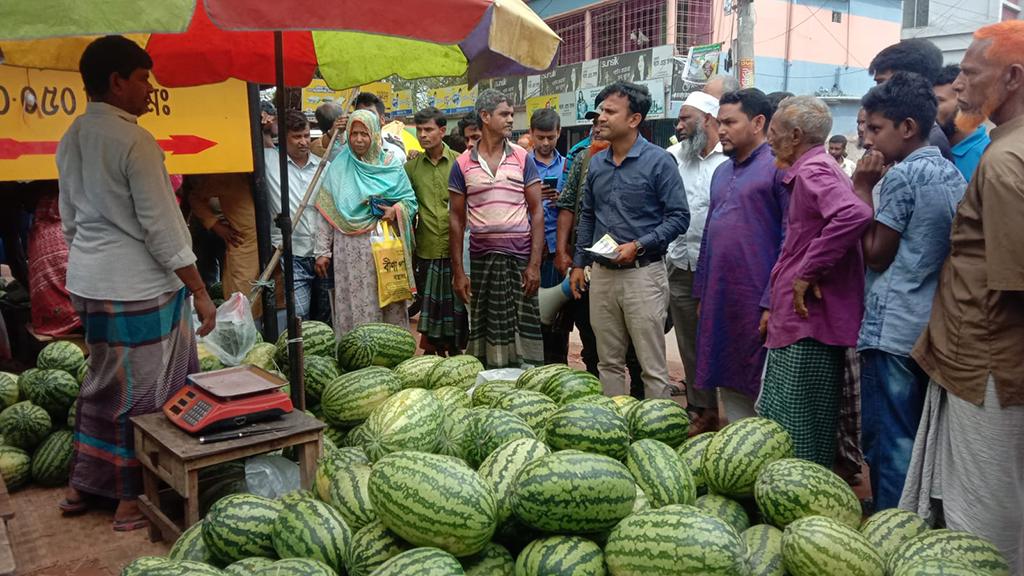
[594, 255, 663, 270]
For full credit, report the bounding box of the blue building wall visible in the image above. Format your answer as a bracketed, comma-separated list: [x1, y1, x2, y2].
[529, 0, 602, 18]
[754, 57, 875, 98]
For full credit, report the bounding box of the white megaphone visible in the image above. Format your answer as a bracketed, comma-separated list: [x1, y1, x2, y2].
[539, 276, 575, 326]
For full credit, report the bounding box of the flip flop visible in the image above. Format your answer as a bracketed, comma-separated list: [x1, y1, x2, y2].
[58, 497, 88, 515]
[112, 516, 149, 532]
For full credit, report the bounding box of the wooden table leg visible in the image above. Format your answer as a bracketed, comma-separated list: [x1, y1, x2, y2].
[184, 469, 200, 529]
[298, 439, 322, 490]
[141, 468, 161, 542]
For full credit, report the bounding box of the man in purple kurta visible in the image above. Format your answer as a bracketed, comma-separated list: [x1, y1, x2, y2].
[694, 89, 789, 423]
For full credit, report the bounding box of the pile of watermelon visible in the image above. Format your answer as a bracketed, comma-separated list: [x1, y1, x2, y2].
[128, 328, 1009, 576]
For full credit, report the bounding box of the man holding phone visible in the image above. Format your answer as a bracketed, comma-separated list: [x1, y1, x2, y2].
[528, 108, 571, 364]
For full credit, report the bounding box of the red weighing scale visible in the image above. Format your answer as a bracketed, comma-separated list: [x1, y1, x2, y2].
[163, 365, 293, 435]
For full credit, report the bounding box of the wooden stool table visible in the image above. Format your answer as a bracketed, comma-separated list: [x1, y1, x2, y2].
[131, 410, 324, 543]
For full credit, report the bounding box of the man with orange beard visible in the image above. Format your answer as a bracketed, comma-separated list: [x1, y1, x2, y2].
[901, 21, 1024, 573]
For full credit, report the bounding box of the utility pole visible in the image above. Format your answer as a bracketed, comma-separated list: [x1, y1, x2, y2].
[736, 0, 756, 88]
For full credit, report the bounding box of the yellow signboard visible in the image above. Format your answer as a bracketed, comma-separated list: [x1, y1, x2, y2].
[0, 65, 252, 181]
[359, 81, 393, 112]
[426, 84, 477, 115]
[300, 79, 347, 114]
[390, 90, 413, 117]
[525, 93, 560, 123]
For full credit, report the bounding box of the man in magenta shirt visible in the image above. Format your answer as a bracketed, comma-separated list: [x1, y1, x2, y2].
[760, 96, 873, 467]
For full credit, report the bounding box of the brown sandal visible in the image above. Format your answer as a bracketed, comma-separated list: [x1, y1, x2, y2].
[58, 498, 88, 515]
[112, 516, 149, 532]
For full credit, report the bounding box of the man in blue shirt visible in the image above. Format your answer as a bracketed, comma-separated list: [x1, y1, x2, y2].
[527, 107, 570, 363]
[853, 72, 967, 510]
[570, 81, 689, 398]
[934, 64, 991, 181]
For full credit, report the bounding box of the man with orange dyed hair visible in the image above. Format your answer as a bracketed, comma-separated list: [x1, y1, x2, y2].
[901, 21, 1024, 573]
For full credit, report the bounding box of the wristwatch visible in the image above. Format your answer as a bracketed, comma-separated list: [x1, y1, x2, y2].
[633, 240, 646, 256]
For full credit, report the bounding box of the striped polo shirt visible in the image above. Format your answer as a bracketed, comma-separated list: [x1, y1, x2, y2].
[449, 141, 541, 258]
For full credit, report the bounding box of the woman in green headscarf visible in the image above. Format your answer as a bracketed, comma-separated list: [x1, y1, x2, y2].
[314, 109, 418, 337]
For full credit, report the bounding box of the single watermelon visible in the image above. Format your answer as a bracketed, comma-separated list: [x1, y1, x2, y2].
[202, 493, 281, 564]
[253, 558, 336, 576]
[0, 372, 20, 410]
[22, 368, 78, 423]
[859, 508, 929, 565]
[743, 524, 786, 576]
[168, 520, 214, 564]
[886, 529, 1010, 576]
[544, 401, 629, 460]
[319, 366, 402, 427]
[542, 369, 602, 405]
[362, 388, 444, 461]
[336, 323, 415, 371]
[432, 386, 472, 411]
[393, 355, 444, 389]
[36, 341, 85, 374]
[702, 417, 794, 498]
[477, 438, 550, 528]
[695, 493, 751, 534]
[676, 431, 715, 495]
[371, 547, 465, 576]
[347, 519, 412, 576]
[242, 342, 279, 373]
[626, 398, 690, 447]
[0, 445, 31, 490]
[782, 515, 885, 576]
[30, 429, 73, 486]
[223, 557, 274, 575]
[515, 536, 606, 575]
[301, 354, 339, 403]
[327, 462, 376, 531]
[461, 408, 535, 468]
[460, 541, 514, 576]
[470, 380, 516, 408]
[516, 363, 571, 392]
[755, 458, 861, 529]
[426, 355, 484, 390]
[492, 389, 557, 433]
[272, 496, 351, 575]
[626, 438, 697, 508]
[0, 401, 52, 450]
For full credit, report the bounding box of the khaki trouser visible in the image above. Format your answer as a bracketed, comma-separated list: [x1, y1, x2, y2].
[589, 262, 671, 398]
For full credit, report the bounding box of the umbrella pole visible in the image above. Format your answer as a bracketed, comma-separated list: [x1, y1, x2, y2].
[246, 82, 279, 342]
[274, 30, 305, 410]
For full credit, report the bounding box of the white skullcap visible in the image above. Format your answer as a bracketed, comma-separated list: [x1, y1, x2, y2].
[682, 91, 720, 117]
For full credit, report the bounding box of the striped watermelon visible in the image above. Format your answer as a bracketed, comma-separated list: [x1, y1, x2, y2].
[755, 458, 861, 529]
[347, 519, 413, 576]
[625, 438, 696, 508]
[859, 508, 929, 564]
[67, 399, 77, 428]
[327, 462, 376, 531]
[0, 401, 52, 450]
[362, 388, 444, 461]
[302, 355, 339, 403]
[393, 355, 444, 389]
[323, 425, 347, 448]
[30, 429, 73, 486]
[515, 536, 606, 576]
[695, 493, 751, 534]
[516, 363, 571, 392]
[368, 451, 497, 557]
[609, 395, 639, 416]
[0, 446, 31, 490]
[436, 407, 474, 460]
[544, 401, 629, 460]
[344, 424, 371, 448]
[17, 369, 39, 394]
[202, 493, 282, 564]
[471, 380, 516, 408]
[893, 558, 984, 576]
[124, 560, 223, 575]
[782, 515, 884, 576]
[477, 438, 551, 528]
[460, 542, 514, 576]
[542, 370, 602, 405]
[336, 323, 415, 371]
[461, 409, 535, 468]
[573, 394, 619, 411]
[275, 320, 335, 371]
[121, 556, 172, 575]
[271, 496, 351, 574]
[224, 558, 275, 575]
[512, 451, 636, 533]
[253, 558, 336, 576]
[320, 367, 402, 427]
[742, 524, 785, 576]
[168, 520, 214, 564]
[433, 386, 472, 411]
[76, 362, 89, 385]
[426, 355, 484, 390]
[492, 390, 557, 432]
[36, 341, 85, 374]
[625, 399, 690, 447]
[886, 529, 1010, 576]
[676, 431, 715, 495]
[243, 342, 279, 373]
[604, 504, 746, 575]
[371, 547, 465, 576]
[702, 417, 793, 498]
[22, 368, 78, 422]
[0, 372, 19, 410]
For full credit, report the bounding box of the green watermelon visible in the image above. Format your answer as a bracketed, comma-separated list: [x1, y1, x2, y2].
[859, 508, 929, 565]
[886, 529, 1010, 576]
[202, 493, 281, 564]
[76, 362, 89, 385]
[17, 368, 39, 394]
[516, 363, 571, 392]
[0, 400, 52, 450]
[362, 388, 444, 461]
[36, 341, 85, 374]
[460, 541, 514, 576]
[0, 445, 31, 490]
[66, 399, 77, 428]
[492, 389, 557, 432]
[512, 451, 635, 533]
[544, 401, 629, 460]
[344, 424, 371, 448]
[368, 451, 497, 557]
[436, 408, 474, 459]
[271, 497, 350, 575]
[127, 560, 224, 575]
[433, 386, 472, 410]
[426, 355, 484, 390]
[336, 323, 415, 371]
[199, 477, 249, 517]
[572, 393, 620, 411]
[168, 520, 214, 564]
[302, 355, 339, 403]
[327, 462, 376, 531]
[676, 431, 715, 495]
[893, 558, 985, 576]
[626, 398, 690, 447]
[541, 369, 602, 405]
[22, 368, 78, 422]
[243, 342, 279, 372]
[695, 493, 751, 534]
[347, 519, 413, 576]
[0, 372, 20, 410]
[604, 504, 746, 575]
[755, 458, 861, 529]
[702, 417, 794, 498]
[743, 524, 786, 576]
[476, 438, 551, 528]
[30, 429, 73, 486]
[461, 408, 535, 468]
[470, 380, 516, 408]
[393, 355, 444, 389]
[632, 486, 651, 513]
[121, 557, 174, 575]
[515, 536, 606, 575]
[319, 367, 402, 427]
[252, 558, 336, 576]
[223, 557, 275, 575]
[198, 343, 225, 372]
[625, 438, 696, 508]
[782, 515, 884, 576]
[371, 547, 465, 576]
[609, 394, 640, 416]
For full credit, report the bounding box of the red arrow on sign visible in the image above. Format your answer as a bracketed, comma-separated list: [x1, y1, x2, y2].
[0, 135, 218, 160]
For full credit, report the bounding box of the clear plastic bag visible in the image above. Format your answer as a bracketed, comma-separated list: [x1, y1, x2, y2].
[244, 454, 299, 498]
[199, 292, 259, 367]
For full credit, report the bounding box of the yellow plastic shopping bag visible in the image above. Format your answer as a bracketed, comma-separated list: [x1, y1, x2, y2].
[371, 221, 414, 308]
